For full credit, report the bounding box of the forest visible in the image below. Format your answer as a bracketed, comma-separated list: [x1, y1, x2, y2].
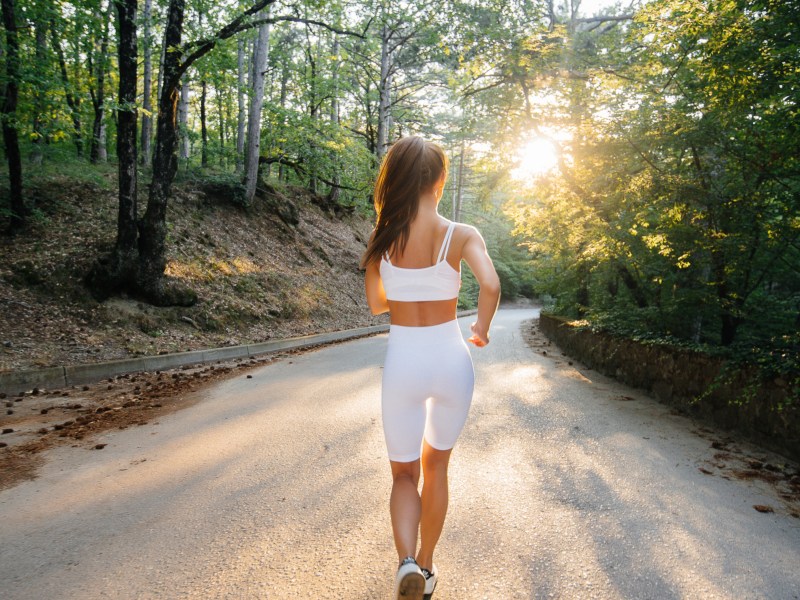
[1, 0, 798, 396]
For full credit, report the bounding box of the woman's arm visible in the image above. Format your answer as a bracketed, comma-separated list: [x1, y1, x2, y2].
[364, 259, 390, 315]
[461, 226, 500, 346]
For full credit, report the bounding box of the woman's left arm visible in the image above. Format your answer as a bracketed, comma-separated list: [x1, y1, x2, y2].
[365, 260, 390, 315]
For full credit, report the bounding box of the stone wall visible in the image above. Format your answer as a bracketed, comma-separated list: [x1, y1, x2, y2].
[538, 313, 799, 461]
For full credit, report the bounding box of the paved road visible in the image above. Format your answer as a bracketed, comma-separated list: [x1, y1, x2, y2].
[1, 309, 798, 599]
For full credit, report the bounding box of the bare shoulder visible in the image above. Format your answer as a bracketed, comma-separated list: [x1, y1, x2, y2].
[452, 222, 484, 245]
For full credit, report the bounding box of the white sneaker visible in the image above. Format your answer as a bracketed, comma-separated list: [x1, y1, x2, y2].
[394, 556, 425, 600]
[422, 564, 438, 599]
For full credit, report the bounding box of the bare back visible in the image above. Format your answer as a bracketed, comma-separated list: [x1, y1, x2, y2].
[385, 216, 461, 327]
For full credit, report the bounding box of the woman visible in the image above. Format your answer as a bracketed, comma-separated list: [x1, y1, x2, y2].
[362, 136, 500, 600]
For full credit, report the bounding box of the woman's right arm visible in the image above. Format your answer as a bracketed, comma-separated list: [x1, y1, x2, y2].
[364, 259, 390, 315]
[461, 227, 500, 346]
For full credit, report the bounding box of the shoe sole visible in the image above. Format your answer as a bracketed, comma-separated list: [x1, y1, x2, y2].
[423, 579, 437, 600]
[397, 571, 425, 599]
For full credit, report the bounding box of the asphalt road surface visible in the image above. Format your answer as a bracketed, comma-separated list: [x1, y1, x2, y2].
[1, 308, 798, 599]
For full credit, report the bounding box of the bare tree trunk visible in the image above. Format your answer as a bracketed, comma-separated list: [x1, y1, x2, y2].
[89, 4, 110, 163]
[30, 16, 48, 166]
[235, 36, 246, 172]
[243, 9, 271, 203]
[278, 55, 289, 181]
[454, 139, 465, 221]
[376, 25, 392, 158]
[178, 75, 190, 161]
[200, 78, 208, 166]
[1, 0, 26, 232]
[85, 0, 139, 296]
[138, 0, 195, 306]
[306, 28, 318, 193]
[139, 0, 153, 166]
[326, 36, 341, 204]
[330, 37, 340, 124]
[217, 82, 225, 167]
[98, 121, 107, 161]
[112, 0, 138, 267]
[156, 21, 166, 111]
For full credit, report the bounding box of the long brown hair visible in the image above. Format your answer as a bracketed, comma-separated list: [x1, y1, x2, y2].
[361, 136, 449, 268]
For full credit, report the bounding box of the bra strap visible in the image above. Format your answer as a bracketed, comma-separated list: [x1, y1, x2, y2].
[436, 221, 456, 264]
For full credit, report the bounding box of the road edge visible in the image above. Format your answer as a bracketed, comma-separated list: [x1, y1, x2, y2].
[1, 310, 478, 394]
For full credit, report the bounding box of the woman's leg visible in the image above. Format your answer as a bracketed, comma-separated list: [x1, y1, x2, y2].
[416, 440, 453, 571]
[390, 458, 421, 561]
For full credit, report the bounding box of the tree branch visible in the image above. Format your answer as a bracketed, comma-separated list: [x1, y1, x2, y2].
[259, 156, 364, 192]
[179, 11, 366, 80]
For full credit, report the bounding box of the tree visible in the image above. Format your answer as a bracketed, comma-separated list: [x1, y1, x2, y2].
[243, 7, 271, 202]
[88, 0, 111, 163]
[140, 0, 153, 166]
[1, 0, 25, 233]
[87, 0, 365, 305]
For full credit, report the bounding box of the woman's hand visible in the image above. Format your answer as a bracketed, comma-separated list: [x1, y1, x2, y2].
[468, 321, 489, 347]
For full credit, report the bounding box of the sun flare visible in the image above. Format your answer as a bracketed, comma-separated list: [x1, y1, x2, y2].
[511, 138, 559, 181]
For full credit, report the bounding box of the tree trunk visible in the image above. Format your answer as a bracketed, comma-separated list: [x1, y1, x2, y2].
[306, 30, 318, 194]
[217, 82, 226, 167]
[30, 16, 48, 166]
[617, 264, 648, 308]
[113, 0, 138, 270]
[51, 23, 82, 156]
[278, 55, 289, 181]
[235, 36, 246, 172]
[454, 139, 465, 221]
[89, 5, 110, 163]
[178, 75, 190, 161]
[200, 78, 208, 166]
[1, 0, 25, 232]
[85, 0, 139, 295]
[243, 10, 271, 203]
[712, 253, 741, 346]
[376, 25, 392, 158]
[139, 0, 153, 166]
[330, 37, 340, 124]
[156, 21, 166, 113]
[137, 0, 195, 306]
[98, 121, 107, 161]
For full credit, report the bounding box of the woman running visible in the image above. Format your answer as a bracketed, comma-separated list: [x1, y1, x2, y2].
[362, 135, 501, 600]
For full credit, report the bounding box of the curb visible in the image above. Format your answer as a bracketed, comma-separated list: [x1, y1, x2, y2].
[0, 310, 479, 395]
[0, 324, 388, 395]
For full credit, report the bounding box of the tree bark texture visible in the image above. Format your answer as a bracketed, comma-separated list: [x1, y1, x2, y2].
[330, 38, 340, 124]
[1, 0, 25, 232]
[89, 5, 110, 163]
[85, 0, 139, 296]
[278, 55, 289, 181]
[138, 0, 195, 306]
[236, 36, 246, 172]
[217, 83, 226, 166]
[200, 78, 208, 166]
[140, 0, 153, 166]
[178, 75, 190, 160]
[243, 10, 271, 203]
[113, 0, 138, 267]
[376, 25, 392, 158]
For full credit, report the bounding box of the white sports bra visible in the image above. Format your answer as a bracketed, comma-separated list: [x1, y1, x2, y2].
[379, 221, 461, 302]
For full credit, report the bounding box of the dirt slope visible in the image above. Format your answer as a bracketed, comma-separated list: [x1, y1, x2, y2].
[0, 173, 386, 373]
